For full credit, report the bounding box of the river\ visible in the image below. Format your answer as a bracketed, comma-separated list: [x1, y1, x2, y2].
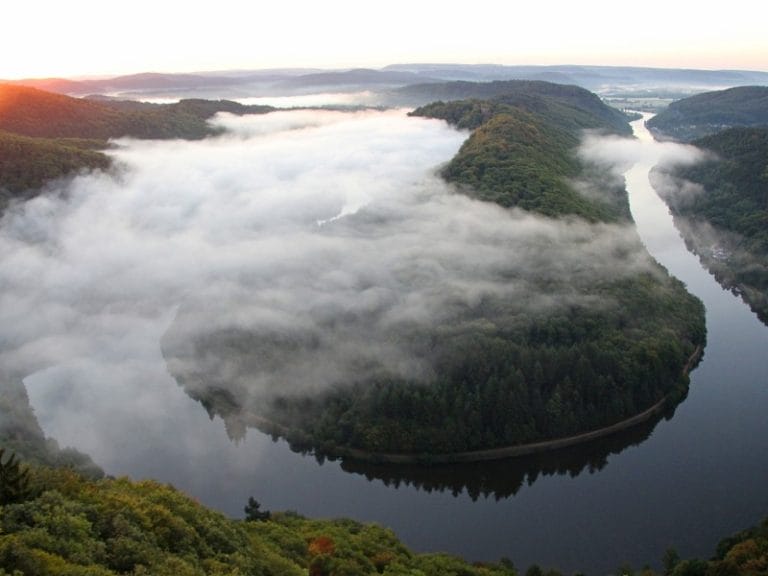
[23, 113, 768, 575]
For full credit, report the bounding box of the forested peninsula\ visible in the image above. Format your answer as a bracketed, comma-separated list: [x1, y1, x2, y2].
[164, 82, 706, 462]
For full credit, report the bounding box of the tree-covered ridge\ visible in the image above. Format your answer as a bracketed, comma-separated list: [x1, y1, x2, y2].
[646, 85, 768, 142]
[164, 92, 705, 460]
[0, 449, 33, 506]
[653, 126, 768, 324]
[2, 459, 767, 576]
[411, 100, 631, 222]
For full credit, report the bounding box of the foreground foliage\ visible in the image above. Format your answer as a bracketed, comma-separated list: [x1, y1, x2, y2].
[0, 463, 517, 576]
[1, 461, 767, 576]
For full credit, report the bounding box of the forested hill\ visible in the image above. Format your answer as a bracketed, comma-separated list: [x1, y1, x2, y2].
[410, 99, 630, 221]
[646, 85, 768, 142]
[164, 91, 705, 460]
[652, 126, 768, 324]
[395, 79, 633, 135]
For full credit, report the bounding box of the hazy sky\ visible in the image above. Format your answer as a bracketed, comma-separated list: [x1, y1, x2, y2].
[3, 0, 767, 79]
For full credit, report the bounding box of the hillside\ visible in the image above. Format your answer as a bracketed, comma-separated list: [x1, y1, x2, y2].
[411, 99, 630, 222]
[0, 84, 126, 139]
[647, 85, 768, 142]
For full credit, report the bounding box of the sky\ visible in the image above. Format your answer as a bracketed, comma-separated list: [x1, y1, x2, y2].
[3, 0, 767, 79]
